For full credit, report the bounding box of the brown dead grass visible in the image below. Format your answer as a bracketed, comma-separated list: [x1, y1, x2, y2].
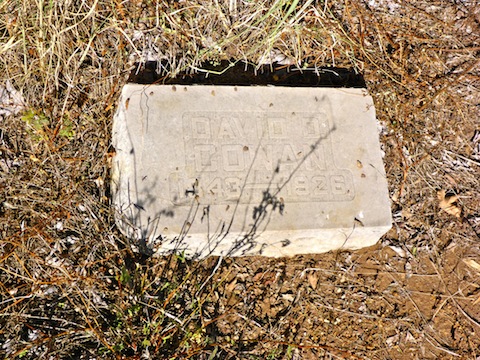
[1, 0, 479, 359]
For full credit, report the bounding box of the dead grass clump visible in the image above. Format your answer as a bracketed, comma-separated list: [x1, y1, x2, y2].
[1, 0, 479, 359]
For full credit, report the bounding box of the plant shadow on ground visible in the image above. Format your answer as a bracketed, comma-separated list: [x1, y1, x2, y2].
[1, 0, 480, 359]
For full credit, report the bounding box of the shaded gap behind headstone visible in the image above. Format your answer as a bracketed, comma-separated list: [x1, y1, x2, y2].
[128, 60, 365, 88]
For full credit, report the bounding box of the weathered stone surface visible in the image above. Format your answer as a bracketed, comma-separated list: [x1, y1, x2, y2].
[112, 84, 391, 258]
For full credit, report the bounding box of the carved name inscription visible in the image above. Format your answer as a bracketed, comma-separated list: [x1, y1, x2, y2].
[168, 111, 354, 204]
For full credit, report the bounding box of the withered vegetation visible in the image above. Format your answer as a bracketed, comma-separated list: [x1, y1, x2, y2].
[1, 1, 479, 359]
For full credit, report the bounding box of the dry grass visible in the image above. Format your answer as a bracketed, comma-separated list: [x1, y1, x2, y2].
[1, 0, 479, 359]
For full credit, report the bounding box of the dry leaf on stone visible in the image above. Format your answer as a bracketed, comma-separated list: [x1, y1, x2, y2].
[437, 190, 462, 218]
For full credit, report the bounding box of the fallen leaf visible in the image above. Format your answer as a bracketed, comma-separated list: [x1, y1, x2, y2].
[463, 259, 480, 272]
[281, 293, 295, 302]
[252, 272, 264, 282]
[437, 190, 462, 218]
[307, 272, 318, 289]
[226, 279, 237, 294]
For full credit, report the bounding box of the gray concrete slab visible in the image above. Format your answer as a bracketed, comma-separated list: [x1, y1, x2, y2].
[112, 84, 391, 258]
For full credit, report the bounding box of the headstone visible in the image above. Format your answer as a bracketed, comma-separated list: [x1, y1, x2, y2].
[112, 84, 391, 258]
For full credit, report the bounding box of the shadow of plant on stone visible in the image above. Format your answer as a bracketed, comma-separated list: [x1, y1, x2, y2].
[110, 84, 377, 259]
[158, 125, 337, 259]
[114, 167, 176, 256]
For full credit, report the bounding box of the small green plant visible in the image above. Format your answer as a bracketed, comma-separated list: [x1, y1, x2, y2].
[143, 321, 159, 336]
[126, 303, 141, 317]
[58, 116, 75, 139]
[142, 339, 151, 347]
[17, 348, 29, 358]
[266, 347, 282, 360]
[286, 345, 294, 359]
[21, 109, 50, 141]
[176, 250, 187, 263]
[116, 266, 131, 286]
[21, 109, 75, 141]
[113, 342, 125, 352]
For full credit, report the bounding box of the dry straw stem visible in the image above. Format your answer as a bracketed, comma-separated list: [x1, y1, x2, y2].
[1, 0, 480, 359]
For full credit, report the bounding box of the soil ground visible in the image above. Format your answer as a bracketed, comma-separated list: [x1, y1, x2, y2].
[1, 1, 479, 359]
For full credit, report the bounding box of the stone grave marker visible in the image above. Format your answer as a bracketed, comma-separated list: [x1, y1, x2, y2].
[112, 84, 391, 258]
